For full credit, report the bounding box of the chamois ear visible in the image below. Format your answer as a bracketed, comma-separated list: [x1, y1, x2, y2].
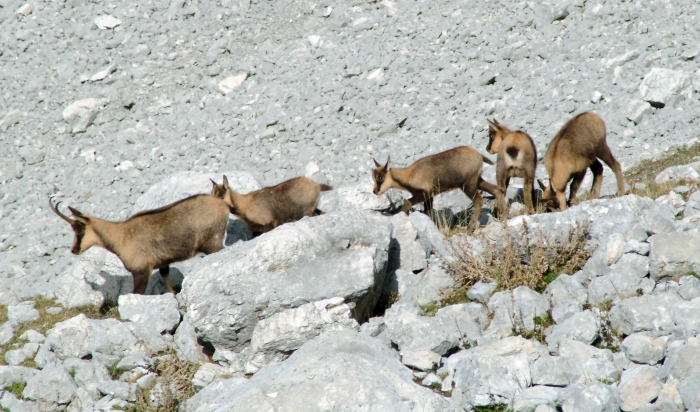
[210, 178, 216, 186]
[373, 158, 381, 168]
[222, 175, 230, 190]
[537, 179, 547, 191]
[487, 118, 496, 127]
[67, 206, 89, 222]
[385, 156, 390, 168]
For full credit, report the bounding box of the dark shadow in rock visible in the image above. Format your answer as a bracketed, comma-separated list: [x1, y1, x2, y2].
[225, 218, 253, 246]
[146, 267, 184, 295]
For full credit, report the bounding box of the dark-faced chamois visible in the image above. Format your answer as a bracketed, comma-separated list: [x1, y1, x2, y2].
[49, 194, 229, 294]
[537, 112, 625, 211]
[486, 119, 537, 217]
[371, 146, 501, 234]
[211, 175, 333, 235]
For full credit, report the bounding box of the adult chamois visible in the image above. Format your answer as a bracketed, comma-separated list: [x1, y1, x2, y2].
[371, 146, 501, 234]
[49, 194, 229, 294]
[537, 112, 625, 211]
[486, 119, 537, 217]
[211, 175, 332, 235]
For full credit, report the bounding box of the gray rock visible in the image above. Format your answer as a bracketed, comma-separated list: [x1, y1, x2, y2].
[38, 314, 92, 363]
[683, 191, 700, 218]
[557, 382, 620, 412]
[174, 314, 209, 363]
[395, 263, 455, 307]
[94, 14, 122, 30]
[678, 275, 700, 301]
[185, 376, 249, 412]
[672, 297, 700, 338]
[183, 209, 392, 352]
[317, 178, 409, 213]
[659, 342, 700, 382]
[96, 380, 137, 402]
[55, 248, 133, 309]
[389, 213, 432, 272]
[649, 232, 700, 281]
[619, 365, 662, 411]
[116, 354, 152, 371]
[191, 363, 231, 390]
[588, 253, 651, 305]
[7, 301, 40, 325]
[401, 349, 441, 371]
[62, 98, 107, 133]
[621, 332, 669, 365]
[531, 348, 619, 387]
[482, 290, 515, 341]
[551, 301, 582, 324]
[605, 233, 625, 266]
[447, 337, 542, 409]
[249, 297, 358, 368]
[118, 293, 181, 334]
[512, 286, 550, 333]
[678, 370, 700, 411]
[639, 68, 691, 108]
[467, 281, 498, 303]
[623, 240, 650, 256]
[23, 364, 77, 405]
[546, 310, 600, 353]
[609, 293, 680, 336]
[513, 386, 563, 412]
[187, 330, 450, 411]
[626, 99, 650, 124]
[64, 358, 111, 399]
[383, 303, 487, 355]
[18, 330, 45, 343]
[0, 392, 35, 412]
[4, 342, 39, 366]
[654, 162, 700, 185]
[0, 365, 38, 388]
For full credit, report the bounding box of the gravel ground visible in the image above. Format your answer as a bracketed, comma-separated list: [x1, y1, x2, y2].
[0, 0, 698, 296]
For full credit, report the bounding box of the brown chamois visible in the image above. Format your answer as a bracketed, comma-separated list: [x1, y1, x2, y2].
[211, 175, 333, 235]
[537, 112, 625, 211]
[371, 146, 501, 234]
[49, 194, 229, 294]
[486, 119, 537, 217]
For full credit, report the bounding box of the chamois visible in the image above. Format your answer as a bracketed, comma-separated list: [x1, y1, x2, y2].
[486, 119, 537, 217]
[211, 175, 333, 234]
[537, 112, 625, 211]
[371, 146, 501, 234]
[49, 194, 229, 294]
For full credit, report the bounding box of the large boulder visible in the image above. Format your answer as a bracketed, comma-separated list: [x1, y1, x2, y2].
[182, 209, 392, 352]
[639, 68, 692, 108]
[186, 329, 451, 412]
[649, 231, 700, 281]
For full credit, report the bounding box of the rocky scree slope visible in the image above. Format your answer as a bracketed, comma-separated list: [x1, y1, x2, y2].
[0, 0, 699, 293]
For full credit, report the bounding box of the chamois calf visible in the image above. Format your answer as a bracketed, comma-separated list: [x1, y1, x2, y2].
[211, 175, 333, 234]
[49, 195, 229, 294]
[371, 146, 501, 234]
[486, 119, 537, 217]
[537, 112, 625, 211]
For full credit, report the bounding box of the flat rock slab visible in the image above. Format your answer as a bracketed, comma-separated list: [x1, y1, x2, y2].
[187, 329, 450, 412]
[183, 209, 392, 351]
[118, 293, 181, 334]
[649, 231, 700, 281]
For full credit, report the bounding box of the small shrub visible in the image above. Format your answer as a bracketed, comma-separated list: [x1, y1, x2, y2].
[513, 313, 555, 344]
[442, 223, 591, 301]
[593, 301, 621, 352]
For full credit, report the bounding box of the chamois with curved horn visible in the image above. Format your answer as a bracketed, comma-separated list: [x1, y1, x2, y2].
[49, 194, 229, 294]
[371, 146, 501, 234]
[211, 175, 333, 235]
[537, 112, 625, 211]
[486, 118, 537, 217]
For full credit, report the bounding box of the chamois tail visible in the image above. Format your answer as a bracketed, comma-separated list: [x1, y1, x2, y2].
[319, 184, 333, 192]
[482, 155, 495, 166]
[506, 146, 520, 159]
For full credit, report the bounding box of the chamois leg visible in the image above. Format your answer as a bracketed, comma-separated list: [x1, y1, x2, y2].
[598, 148, 625, 196]
[401, 192, 426, 214]
[523, 176, 535, 214]
[567, 170, 587, 207]
[588, 160, 604, 200]
[495, 170, 510, 219]
[465, 189, 483, 234]
[159, 266, 175, 294]
[313, 208, 325, 216]
[132, 269, 151, 295]
[423, 196, 435, 219]
[477, 177, 503, 218]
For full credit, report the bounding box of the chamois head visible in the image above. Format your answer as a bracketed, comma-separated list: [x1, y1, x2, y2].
[210, 175, 229, 200]
[372, 157, 392, 195]
[486, 119, 510, 154]
[537, 179, 560, 211]
[49, 197, 102, 255]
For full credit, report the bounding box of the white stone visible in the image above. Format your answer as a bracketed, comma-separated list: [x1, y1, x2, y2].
[90, 63, 117, 82]
[619, 365, 662, 411]
[95, 15, 122, 30]
[16, 4, 32, 16]
[639, 68, 691, 107]
[118, 294, 181, 334]
[218, 73, 248, 94]
[605, 233, 625, 266]
[400, 349, 441, 371]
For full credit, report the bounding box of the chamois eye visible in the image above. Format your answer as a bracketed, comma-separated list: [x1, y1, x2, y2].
[378, 176, 384, 182]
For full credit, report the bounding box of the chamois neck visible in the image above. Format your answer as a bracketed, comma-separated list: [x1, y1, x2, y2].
[89, 217, 126, 255]
[388, 167, 412, 191]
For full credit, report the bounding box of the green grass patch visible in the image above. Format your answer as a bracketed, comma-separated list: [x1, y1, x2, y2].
[0, 297, 119, 365]
[3, 381, 26, 399]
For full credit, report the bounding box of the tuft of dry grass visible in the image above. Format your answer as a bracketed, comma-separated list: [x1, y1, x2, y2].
[442, 223, 591, 302]
[624, 141, 700, 199]
[0, 298, 119, 366]
[119, 351, 199, 412]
